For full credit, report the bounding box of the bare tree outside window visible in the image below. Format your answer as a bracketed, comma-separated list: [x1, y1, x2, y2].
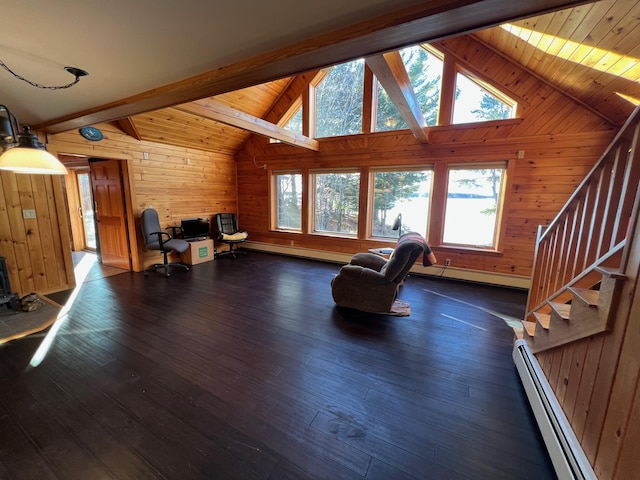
[283, 107, 303, 135]
[453, 73, 515, 124]
[315, 60, 364, 138]
[314, 172, 360, 234]
[276, 173, 302, 230]
[376, 46, 443, 131]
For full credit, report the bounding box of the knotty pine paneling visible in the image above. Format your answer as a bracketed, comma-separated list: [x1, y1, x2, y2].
[130, 78, 292, 155]
[236, 127, 613, 278]
[526, 111, 640, 480]
[233, 27, 618, 280]
[434, 35, 616, 135]
[0, 170, 75, 297]
[536, 242, 640, 480]
[132, 109, 245, 156]
[261, 72, 322, 125]
[215, 78, 292, 117]
[47, 122, 237, 273]
[473, 0, 640, 126]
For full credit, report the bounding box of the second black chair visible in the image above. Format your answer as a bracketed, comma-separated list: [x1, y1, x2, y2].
[214, 213, 248, 258]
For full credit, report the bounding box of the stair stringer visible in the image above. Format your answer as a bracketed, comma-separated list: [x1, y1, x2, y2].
[522, 271, 624, 354]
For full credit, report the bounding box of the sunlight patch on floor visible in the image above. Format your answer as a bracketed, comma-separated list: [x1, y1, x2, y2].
[423, 288, 523, 329]
[29, 253, 97, 367]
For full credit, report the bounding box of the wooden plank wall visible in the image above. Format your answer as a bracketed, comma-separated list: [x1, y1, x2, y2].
[535, 212, 640, 480]
[237, 129, 612, 278]
[47, 123, 237, 272]
[434, 36, 613, 136]
[235, 34, 616, 279]
[0, 171, 74, 297]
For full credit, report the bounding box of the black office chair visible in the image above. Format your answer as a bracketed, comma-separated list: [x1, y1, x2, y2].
[141, 208, 190, 276]
[214, 213, 248, 259]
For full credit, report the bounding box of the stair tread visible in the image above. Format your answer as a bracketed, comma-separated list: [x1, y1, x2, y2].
[549, 301, 571, 320]
[569, 287, 599, 307]
[595, 266, 626, 279]
[522, 320, 536, 337]
[532, 311, 551, 329]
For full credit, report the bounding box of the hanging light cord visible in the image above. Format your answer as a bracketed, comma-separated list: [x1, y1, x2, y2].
[0, 60, 87, 90]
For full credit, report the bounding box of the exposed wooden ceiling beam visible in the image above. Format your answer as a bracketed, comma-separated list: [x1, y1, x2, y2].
[366, 52, 429, 143]
[175, 99, 320, 151]
[116, 117, 142, 140]
[37, 0, 587, 134]
[262, 70, 324, 124]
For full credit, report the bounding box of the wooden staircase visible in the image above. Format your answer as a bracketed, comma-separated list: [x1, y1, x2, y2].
[513, 105, 640, 480]
[519, 106, 640, 353]
[521, 266, 625, 353]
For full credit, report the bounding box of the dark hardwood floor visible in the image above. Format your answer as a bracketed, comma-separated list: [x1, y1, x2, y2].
[0, 252, 555, 479]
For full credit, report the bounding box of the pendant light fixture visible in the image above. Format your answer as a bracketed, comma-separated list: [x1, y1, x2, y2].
[0, 62, 89, 175]
[0, 105, 67, 175]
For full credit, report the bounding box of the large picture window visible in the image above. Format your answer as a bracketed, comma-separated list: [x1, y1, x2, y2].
[443, 165, 506, 248]
[274, 172, 302, 230]
[371, 169, 432, 238]
[313, 171, 360, 235]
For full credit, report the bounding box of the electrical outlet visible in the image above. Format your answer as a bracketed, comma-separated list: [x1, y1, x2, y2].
[445, 258, 451, 266]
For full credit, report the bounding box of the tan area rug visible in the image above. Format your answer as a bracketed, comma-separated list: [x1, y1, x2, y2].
[0, 296, 61, 344]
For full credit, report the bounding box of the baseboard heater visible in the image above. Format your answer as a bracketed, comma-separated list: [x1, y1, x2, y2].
[513, 340, 597, 480]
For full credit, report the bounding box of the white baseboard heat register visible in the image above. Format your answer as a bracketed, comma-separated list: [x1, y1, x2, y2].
[513, 340, 597, 480]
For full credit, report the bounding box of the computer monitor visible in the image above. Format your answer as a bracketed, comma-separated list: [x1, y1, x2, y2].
[180, 217, 210, 240]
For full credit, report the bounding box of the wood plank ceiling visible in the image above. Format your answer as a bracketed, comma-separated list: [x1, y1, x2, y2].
[130, 79, 292, 156]
[474, 0, 640, 127]
[119, 0, 640, 155]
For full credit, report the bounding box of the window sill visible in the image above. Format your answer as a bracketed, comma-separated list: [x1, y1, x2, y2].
[311, 232, 358, 239]
[271, 228, 303, 234]
[433, 245, 503, 256]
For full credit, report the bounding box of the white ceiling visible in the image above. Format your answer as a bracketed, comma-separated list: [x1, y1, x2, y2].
[1, 0, 426, 126]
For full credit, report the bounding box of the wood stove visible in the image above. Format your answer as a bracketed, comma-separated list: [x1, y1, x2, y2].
[0, 257, 20, 309]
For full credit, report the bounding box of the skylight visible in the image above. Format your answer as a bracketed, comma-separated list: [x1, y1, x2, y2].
[500, 23, 640, 81]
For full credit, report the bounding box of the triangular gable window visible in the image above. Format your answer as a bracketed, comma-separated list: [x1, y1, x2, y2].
[283, 105, 302, 135]
[453, 72, 516, 123]
[271, 97, 302, 143]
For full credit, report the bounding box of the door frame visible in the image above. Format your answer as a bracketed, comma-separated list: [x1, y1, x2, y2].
[64, 167, 97, 253]
[55, 152, 141, 272]
[63, 166, 89, 252]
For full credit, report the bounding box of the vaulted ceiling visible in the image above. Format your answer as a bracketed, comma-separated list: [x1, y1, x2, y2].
[3, 0, 638, 156]
[122, 0, 639, 156]
[475, 0, 640, 127]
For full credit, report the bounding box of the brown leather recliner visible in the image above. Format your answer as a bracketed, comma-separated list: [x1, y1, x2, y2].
[331, 232, 436, 314]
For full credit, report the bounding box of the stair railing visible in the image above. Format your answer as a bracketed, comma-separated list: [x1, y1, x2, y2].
[526, 106, 640, 318]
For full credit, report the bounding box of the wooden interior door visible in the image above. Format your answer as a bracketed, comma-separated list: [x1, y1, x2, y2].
[90, 159, 131, 269]
[77, 171, 97, 250]
[64, 169, 86, 252]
